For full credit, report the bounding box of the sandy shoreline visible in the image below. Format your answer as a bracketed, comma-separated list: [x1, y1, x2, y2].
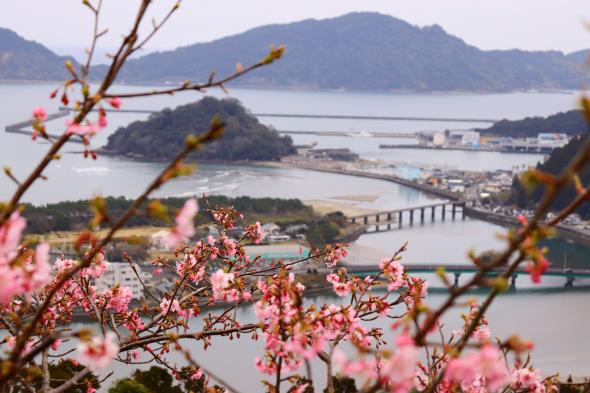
[304, 198, 378, 217]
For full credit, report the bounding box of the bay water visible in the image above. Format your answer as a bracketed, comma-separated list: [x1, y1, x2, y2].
[1, 84, 589, 385]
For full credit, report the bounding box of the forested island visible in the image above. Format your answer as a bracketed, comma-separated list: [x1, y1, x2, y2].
[481, 110, 588, 138]
[103, 97, 295, 161]
[510, 134, 590, 218]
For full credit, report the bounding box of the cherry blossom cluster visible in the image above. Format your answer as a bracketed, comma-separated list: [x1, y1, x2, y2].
[0, 211, 51, 304]
[209, 206, 243, 231]
[334, 331, 419, 393]
[0, 200, 555, 392]
[244, 221, 266, 244]
[324, 243, 348, 268]
[516, 214, 550, 283]
[167, 198, 199, 248]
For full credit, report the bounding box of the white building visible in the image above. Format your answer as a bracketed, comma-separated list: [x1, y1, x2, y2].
[537, 133, 569, 151]
[150, 230, 171, 251]
[447, 179, 465, 193]
[460, 130, 480, 147]
[433, 132, 446, 146]
[261, 223, 280, 235]
[267, 234, 291, 242]
[94, 262, 151, 300]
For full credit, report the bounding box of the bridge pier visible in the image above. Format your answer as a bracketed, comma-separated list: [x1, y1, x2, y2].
[376, 214, 380, 223]
[453, 272, 461, 288]
[462, 203, 466, 220]
[442, 205, 446, 221]
[364, 216, 368, 225]
[510, 274, 517, 292]
[420, 208, 425, 224]
[387, 212, 392, 221]
[452, 204, 456, 220]
[352, 217, 356, 224]
[375, 224, 380, 232]
[387, 223, 391, 231]
[398, 211, 403, 229]
[409, 210, 414, 226]
[431, 206, 436, 222]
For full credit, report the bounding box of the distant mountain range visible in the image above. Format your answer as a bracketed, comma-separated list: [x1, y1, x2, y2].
[0, 27, 77, 81]
[2, 13, 590, 92]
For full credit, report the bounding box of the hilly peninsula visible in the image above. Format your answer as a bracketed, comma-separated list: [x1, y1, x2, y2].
[510, 134, 590, 218]
[103, 96, 295, 161]
[480, 110, 588, 138]
[0, 27, 76, 81]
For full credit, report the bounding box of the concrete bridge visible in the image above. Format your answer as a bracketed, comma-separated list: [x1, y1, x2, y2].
[57, 107, 499, 123]
[348, 201, 467, 233]
[4, 110, 85, 143]
[340, 263, 590, 289]
[254, 113, 499, 123]
[278, 130, 417, 139]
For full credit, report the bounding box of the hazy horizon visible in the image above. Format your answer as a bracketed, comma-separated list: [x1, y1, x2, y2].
[2, 1, 590, 63]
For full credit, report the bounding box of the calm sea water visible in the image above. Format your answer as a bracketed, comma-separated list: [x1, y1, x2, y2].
[1, 84, 589, 385]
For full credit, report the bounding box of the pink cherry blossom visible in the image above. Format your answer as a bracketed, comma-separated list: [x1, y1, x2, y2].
[6, 336, 33, 355]
[26, 242, 52, 292]
[54, 257, 77, 273]
[525, 256, 549, 283]
[446, 345, 512, 392]
[512, 367, 545, 393]
[0, 211, 26, 259]
[191, 369, 203, 380]
[98, 111, 108, 128]
[82, 252, 109, 279]
[76, 331, 119, 372]
[244, 221, 266, 244]
[160, 297, 181, 314]
[0, 213, 51, 302]
[107, 286, 133, 313]
[65, 117, 106, 137]
[325, 243, 348, 268]
[108, 97, 122, 109]
[379, 258, 405, 292]
[381, 344, 419, 393]
[51, 339, 62, 351]
[167, 198, 198, 248]
[176, 255, 205, 284]
[32, 107, 47, 121]
[65, 119, 100, 137]
[210, 269, 238, 301]
[326, 273, 352, 297]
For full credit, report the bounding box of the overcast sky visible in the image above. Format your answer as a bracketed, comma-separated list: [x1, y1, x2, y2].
[2, 0, 590, 61]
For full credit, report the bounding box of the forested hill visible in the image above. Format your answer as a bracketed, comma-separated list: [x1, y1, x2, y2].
[480, 110, 588, 138]
[511, 134, 590, 218]
[96, 12, 588, 92]
[103, 97, 294, 161]
[0, 27, 75, 81]
[23, 196, 312, 234]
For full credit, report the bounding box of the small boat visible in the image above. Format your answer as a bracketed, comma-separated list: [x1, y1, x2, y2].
[348, 131, 373, 138]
